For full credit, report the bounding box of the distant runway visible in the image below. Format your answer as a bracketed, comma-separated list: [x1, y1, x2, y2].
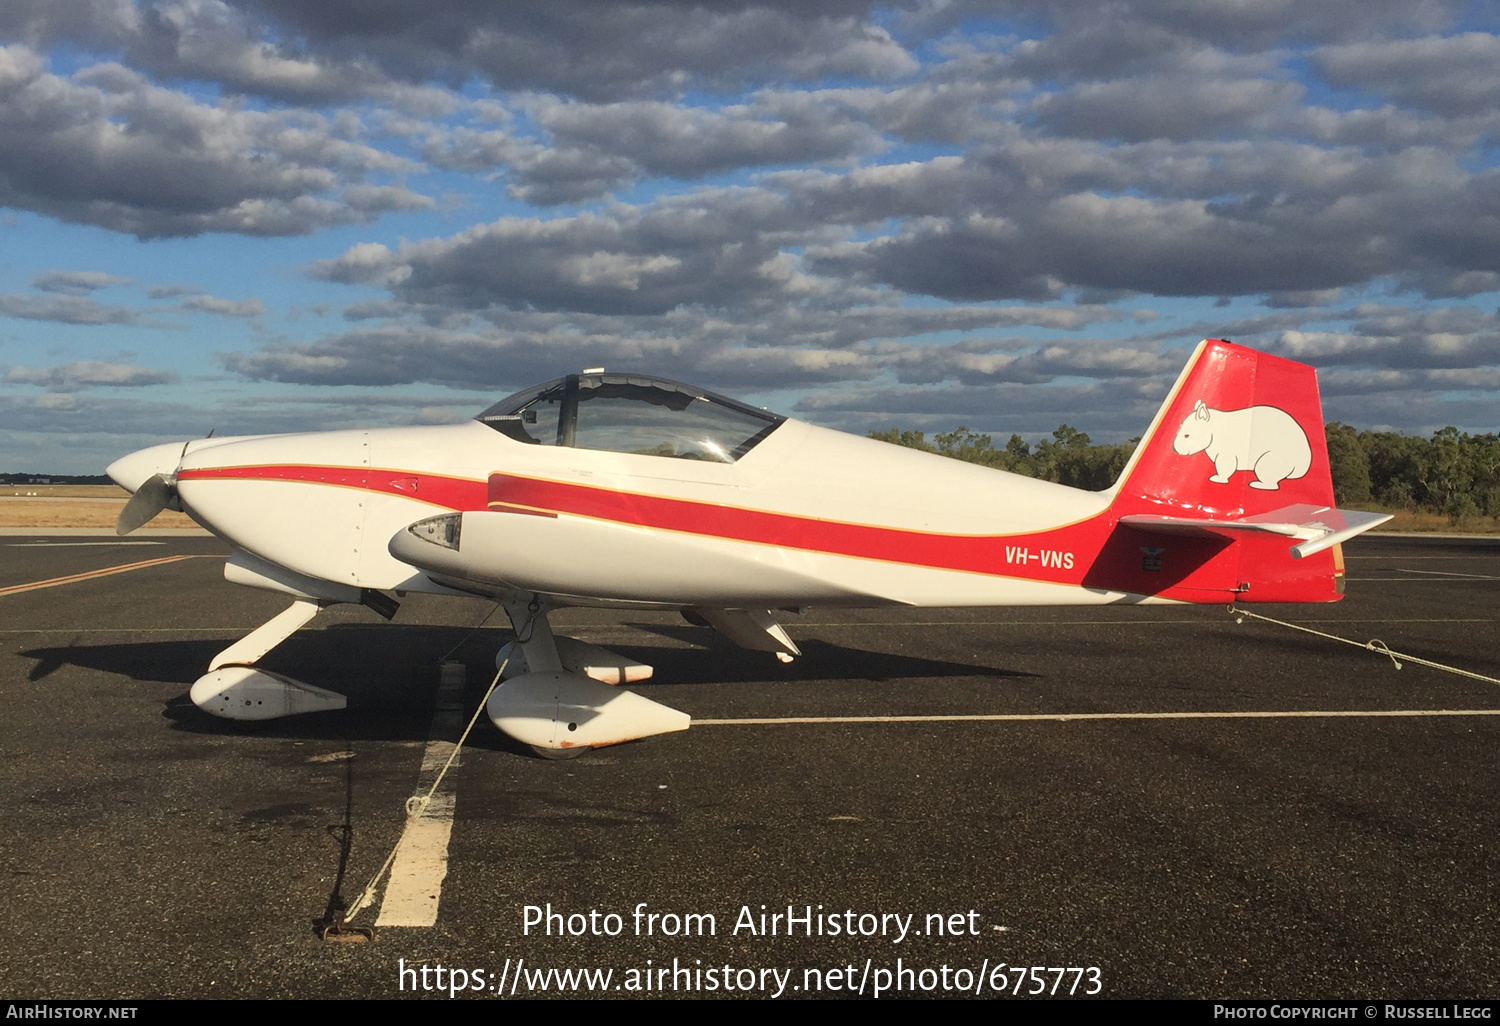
[1, 533, 1496, 999]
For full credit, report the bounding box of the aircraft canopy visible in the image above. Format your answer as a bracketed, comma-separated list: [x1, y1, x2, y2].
[477, 372, 784, 463]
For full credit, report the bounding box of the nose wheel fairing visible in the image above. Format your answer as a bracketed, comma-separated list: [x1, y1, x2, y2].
[191, 665, 348, 720]
[189, 598, 349, 720]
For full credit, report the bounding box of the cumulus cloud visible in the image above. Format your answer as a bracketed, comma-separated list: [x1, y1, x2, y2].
[32, 270, 133, 295]
[0, 293, 143, 324]
[793, 375, 1177, 439]
[806, 149, 1500, 301]
[0, 391, 477, 465]
[537, 93, 880, 174]
[4, 359, 179, 389]
[867, 337, 1189, 387]
[0, 45, 432, 238]
[221, 322, 677, 391]
[0, 0, 456, 106]
[144, 283, 201, 299]
[5, 1, 918, 103]
[308, 192, 813, 316]
[219, 321, 888, 396]
[923, 0, 1463, 55]
[1271, 306, 1500, 369]
[1031, 75, 1303, 143]
[228, 1, 916, 101]
[0, 0, 139, 53]
[1316, 33, 1500, 116]
[179, 294, 265, 317]
[416, 91, 893, 204]
[217, 297, 1173, 400]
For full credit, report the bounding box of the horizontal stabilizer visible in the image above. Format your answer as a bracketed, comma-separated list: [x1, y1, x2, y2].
[1120, 504, 1392, 559]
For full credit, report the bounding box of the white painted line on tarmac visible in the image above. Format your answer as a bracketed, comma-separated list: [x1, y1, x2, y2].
[3, 617, 1484, 636]
[694, 709, 1500, 726]
[1345, 554, 1500, 559]
[794, 617, 1494, 626]
[376, 661, 468, 929]
[1348, 577, 1500, 582]
[1356, 532, 1500, 541]
[1397, 568, 1500, 580]
[570, 618, 1492, 632]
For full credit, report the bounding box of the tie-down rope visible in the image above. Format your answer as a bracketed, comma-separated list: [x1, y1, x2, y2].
[341, 601, 527, 927]
[1228, 605, 1500, 686]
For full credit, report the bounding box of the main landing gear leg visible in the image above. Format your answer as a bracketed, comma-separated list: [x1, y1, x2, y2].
[500, 593, 563, 673]
[189, 598, 348, 720]
[493, 595, 654, 684]
[498, 596, 580, 760]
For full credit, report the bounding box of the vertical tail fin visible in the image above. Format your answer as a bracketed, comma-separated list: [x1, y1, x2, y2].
[1111, 339, 1334, 517]
[1095, 339, 1389, 602]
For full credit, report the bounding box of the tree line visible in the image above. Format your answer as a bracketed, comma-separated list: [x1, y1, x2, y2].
[1, 473, 113, 485]
[869, 424, 1500, 522]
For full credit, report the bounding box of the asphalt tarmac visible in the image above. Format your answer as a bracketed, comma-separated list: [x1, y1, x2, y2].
[1, 532, 1497, 1000]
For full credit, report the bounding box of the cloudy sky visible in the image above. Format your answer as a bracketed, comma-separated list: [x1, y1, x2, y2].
[2, 0, 1497, 473]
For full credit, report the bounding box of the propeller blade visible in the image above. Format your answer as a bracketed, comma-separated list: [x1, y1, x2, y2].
[116, 474, 173, 535]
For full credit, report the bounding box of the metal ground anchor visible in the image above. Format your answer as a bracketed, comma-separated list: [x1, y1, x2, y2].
[320, 914, 376, 943]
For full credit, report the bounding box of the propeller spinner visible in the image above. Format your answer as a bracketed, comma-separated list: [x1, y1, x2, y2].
[107, 439, 191, 535]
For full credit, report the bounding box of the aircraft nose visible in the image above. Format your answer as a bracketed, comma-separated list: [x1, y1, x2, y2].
[106, 441, 188, 493]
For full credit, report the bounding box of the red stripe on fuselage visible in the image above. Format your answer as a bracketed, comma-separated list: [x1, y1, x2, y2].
[484, 474, 1335, 603]
[488, 473, 1107, 581]
[176, 464, 488, 511]
[179, 462, 1111, 581]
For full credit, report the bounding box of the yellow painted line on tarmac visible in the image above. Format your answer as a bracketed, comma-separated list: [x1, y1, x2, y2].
[0, 554, 216, 598]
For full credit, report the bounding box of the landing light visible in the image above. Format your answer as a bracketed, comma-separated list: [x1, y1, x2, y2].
[408, 513, 461, 550]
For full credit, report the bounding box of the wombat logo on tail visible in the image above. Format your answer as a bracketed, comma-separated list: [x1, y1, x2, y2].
[1172, 399, 1312, 490]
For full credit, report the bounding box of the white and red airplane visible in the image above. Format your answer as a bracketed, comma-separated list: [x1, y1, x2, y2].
[108, 339, 1388, 755]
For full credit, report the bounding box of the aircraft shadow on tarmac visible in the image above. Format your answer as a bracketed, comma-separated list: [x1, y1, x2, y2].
[18, 623, 1036, 746]
[611, 622, 1039, 686]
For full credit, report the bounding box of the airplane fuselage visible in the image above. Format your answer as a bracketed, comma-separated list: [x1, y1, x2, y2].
[159, 418, 1150, 609]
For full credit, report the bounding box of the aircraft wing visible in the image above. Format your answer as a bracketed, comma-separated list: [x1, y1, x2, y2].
[1119, 504, 1393, 559]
